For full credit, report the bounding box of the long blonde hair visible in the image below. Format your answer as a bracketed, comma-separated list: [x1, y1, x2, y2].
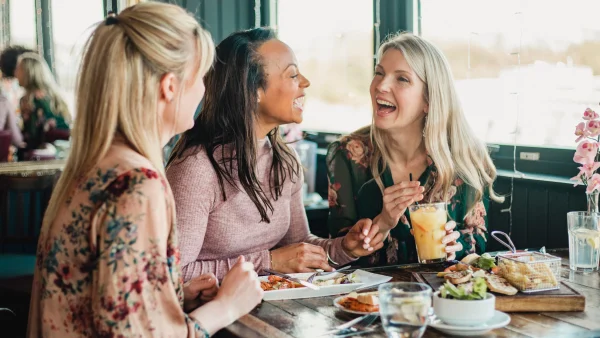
[42, 2, 214, 228]
[370, 32, 503, 209]
[17, 52, 71, 124]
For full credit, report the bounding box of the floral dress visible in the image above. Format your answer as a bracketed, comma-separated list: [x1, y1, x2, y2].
[326, 128, 490, 267]
[28, 140, 210, 337]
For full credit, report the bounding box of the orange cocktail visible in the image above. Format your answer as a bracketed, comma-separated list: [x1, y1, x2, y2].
[409, 202, 447, 264]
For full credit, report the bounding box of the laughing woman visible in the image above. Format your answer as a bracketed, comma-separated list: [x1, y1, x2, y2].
[167, 27, 384, 281]
[327, 32, 504, 267]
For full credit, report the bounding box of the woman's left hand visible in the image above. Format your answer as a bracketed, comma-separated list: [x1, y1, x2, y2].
[183, 273, 220, 312]
[342, 218, 386, 258]
[442, 221, 463, 261]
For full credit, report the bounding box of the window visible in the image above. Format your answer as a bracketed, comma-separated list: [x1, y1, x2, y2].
[420, 0, 600, 149]
[9, 0, 37, 48]
[276, 0, 374, 134]
[51, 0, 104, 116]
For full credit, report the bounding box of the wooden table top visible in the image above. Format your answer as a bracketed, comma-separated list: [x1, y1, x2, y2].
[217, 250, 600, 338]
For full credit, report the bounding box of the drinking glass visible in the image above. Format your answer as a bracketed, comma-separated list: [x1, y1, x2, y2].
[567, 211, 600, 273]
[378, 282, 432, 338]
[408, 202, 448, 263]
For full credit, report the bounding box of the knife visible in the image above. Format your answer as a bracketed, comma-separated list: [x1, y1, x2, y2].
[262, 268, 321, 290]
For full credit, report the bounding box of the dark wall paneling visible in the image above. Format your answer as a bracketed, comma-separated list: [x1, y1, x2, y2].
[487, 177, 587, 251]
[527, 186, 548, 248]
[510, 184, 529, 250]
[547, 190, 569, 249]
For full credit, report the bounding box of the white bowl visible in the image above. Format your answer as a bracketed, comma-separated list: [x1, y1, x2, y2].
[432, 291, 495, 327]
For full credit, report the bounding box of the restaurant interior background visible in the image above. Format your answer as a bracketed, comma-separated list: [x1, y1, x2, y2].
[1, 0, 598, 273]
[1, 0, 600, 336]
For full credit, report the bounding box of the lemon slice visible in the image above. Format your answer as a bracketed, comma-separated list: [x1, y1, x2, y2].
[586, 236, 600, 249]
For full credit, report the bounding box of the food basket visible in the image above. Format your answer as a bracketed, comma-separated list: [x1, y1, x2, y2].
[491, 231, 561, 293]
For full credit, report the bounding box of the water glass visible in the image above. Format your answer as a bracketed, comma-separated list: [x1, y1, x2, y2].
[567, 211, 600, 273]
[378, 282, 432, 338]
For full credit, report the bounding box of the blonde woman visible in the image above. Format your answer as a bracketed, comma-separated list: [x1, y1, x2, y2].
[15, 52, 71, 150]
[28, 3, 262, 338]
[327, 32, 504, 267]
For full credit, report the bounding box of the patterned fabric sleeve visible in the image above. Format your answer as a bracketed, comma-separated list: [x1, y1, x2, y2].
[452, 181, 489, 258]
[326, 141, 360, 238]
[91, 169, 209, 337]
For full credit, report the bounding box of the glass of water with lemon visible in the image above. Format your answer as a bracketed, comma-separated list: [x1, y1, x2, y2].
[567, 211, 600, 273]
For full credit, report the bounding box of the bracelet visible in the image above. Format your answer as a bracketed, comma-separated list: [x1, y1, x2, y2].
[194, 322, 210, 338]
[326, 242, 340, 266]
[269, 250, 274, 268]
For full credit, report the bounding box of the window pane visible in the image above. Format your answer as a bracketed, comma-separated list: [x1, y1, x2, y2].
[9, 0, 37, 48]
[277, 0, 373, 133]
[51, 0, 103, 116]
[420, 0, 600, 148]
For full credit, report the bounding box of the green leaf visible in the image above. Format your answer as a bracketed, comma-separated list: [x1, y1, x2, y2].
[475, 253, 496, 270]
[472, 277, 487, 300]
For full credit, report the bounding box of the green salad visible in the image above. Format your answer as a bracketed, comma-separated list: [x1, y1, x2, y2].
[439, 277, 488, 300]
[473, 253, 497, 270]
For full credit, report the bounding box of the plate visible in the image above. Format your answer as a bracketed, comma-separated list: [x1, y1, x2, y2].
[428, 310, 510, 336]
[332, 295, 380, 315]
[260, 269, 392, 301]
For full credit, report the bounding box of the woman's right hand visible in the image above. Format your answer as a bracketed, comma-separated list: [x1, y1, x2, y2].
[377, 181, 424, 231]
[215, 256, 263, 320]
[270, 243, 334, 273]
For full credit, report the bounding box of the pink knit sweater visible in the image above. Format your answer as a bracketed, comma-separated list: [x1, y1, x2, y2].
[166, 139, 356, 281]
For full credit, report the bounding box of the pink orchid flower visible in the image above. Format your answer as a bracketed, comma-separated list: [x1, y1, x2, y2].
[587, 173, 600, 193]
[571, 172, 583, 186]
[572, 162, 600, 186]
[580, 162, 600, 179]
[587, 120, 600, 137]
[575, 122, 589, 142]
[583, 108, 599, 120]
[574, 140, 599, 165]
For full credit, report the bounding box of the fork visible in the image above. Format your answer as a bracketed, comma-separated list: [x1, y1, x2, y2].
[317, 313, 378, 337]
[307, 265, 353, 283]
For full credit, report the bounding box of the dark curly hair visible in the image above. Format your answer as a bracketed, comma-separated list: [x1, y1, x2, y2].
[0, 45, 35, 78]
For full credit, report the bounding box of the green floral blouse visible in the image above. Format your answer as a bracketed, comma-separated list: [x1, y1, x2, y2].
[326, 129, 490, 267]
[20, 93, 70, 149]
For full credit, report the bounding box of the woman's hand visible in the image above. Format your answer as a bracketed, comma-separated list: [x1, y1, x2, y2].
[270, 243, 333, 273]
[442, 221, 463, 260]
[214, 256, 263, 320]
[183, 273, 219, 312]
[341, 218, 385, 257]
[378, 181, 424, 232]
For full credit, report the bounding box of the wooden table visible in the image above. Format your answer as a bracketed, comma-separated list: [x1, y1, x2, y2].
[217, 250, 600, 338]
